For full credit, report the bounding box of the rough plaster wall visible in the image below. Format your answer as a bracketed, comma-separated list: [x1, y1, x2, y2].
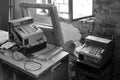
[94, 0, 120, 53]
[60, 22, 81, 44]
[93, 0, 120, 54]
[94, 1, 120, 78]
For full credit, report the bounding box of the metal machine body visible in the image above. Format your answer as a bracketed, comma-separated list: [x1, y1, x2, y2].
[9, 17, 46, 56]
[75, 35, 113, 68]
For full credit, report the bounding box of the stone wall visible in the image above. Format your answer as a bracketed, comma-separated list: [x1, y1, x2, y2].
[94, 4, 120, 78]
[94, 0, 120, 54]
[94, 0, 120, 79]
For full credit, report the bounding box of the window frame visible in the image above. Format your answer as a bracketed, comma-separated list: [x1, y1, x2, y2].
[19, 3, 64, 47]
[36, 0, 94, 21]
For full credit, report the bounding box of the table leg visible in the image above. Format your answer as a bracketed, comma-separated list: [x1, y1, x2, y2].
[0, 61, 4, 80]
[13, 73, 17, 80]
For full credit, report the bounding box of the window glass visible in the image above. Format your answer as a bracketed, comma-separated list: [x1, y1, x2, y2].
[72, 0, 93, 20]
[51, 0, 69, 19]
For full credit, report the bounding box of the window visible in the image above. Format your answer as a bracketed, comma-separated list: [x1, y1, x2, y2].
[36, 0, 93, 21]
[51, 0, 69, 19]
[72, 0, 93, 21]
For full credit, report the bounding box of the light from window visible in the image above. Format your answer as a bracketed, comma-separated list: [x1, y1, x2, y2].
[72, 0, 93, 20]
[51, 0, 69, 19]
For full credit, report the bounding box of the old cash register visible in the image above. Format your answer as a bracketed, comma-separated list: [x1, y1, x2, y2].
[8, 17, 46, 57]
[75, 35, 113, 68]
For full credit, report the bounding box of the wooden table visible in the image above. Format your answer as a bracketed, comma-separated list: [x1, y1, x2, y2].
[0, 44, 69, 80]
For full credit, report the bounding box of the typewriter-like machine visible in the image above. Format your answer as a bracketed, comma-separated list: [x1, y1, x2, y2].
[9, 17, 47, 57]
[75, 35, 113, 68]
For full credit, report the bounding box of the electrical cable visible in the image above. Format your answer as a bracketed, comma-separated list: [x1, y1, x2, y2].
[11, 46, 27, 61]
[11, 45, 57, 71]
[24, 60, 42, 71]
[12, 52, 42, 71]
[12, 52, 27, 61]
[24, 45, 57, 71]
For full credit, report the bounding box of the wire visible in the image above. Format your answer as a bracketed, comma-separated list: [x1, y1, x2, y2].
[11, 45, 57, 71]
[11, 51, 27, 61]
[24, 60, 42, 71]
[12, 52, 42, 71]
[24, 45, 57, 71]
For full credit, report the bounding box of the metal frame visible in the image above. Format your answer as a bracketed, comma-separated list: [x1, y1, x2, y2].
[19, 3, 64, 47]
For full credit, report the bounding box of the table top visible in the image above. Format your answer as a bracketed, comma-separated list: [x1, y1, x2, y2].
[0, 44, 68, 78]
